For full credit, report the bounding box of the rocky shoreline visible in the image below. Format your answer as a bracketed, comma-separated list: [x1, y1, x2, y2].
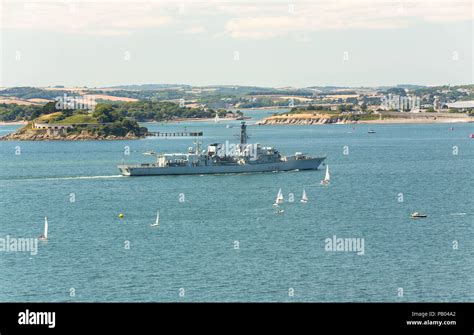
[0, 128, 141, 141]
[256, 113, 473, 125]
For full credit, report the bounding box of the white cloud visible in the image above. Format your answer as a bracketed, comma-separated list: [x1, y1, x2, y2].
[1, 0, 472, 38]
[181, 26, 206, 34]
[222, 0, 473, 39]
[2, 2, 174, 36]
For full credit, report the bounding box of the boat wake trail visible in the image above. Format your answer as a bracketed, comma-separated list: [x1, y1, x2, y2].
[449, 213, 467, 216]
[2, 175, 123, 182]
[48, 175, 124, 181]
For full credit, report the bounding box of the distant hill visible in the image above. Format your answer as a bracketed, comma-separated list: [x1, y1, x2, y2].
[1, 84, 473, 116]
[0, 87, 71, 100]
[105, 84, 191, 91]
[396, 84, 426, 89]
[306, 86, 351, 93]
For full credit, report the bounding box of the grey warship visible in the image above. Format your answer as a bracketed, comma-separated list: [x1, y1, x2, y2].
[118, 122, 326, 176]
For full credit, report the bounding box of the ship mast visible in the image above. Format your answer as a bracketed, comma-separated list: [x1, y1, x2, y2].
[240, 122, 248, 145]
[193, 140, 202, 154]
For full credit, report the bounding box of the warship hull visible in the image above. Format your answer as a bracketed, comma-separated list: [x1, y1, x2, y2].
[118, 157, 325, 176]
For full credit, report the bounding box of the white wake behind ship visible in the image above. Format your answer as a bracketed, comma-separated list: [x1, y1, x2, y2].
[118, 122, 326, 176]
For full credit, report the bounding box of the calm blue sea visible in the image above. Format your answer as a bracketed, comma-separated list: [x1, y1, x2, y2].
[0, 109, 473, 302]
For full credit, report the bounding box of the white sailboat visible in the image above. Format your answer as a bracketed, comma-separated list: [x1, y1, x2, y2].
[300, 189, 308, 203]
[39, 216, 48, 240]
[273, 188, 284, 206]
[150, 211, 160, 227]
[320, 165, 330, 185]
[214, 113, 220, 123]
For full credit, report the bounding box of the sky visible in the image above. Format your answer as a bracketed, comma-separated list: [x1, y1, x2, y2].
[0, 0, 472, 88]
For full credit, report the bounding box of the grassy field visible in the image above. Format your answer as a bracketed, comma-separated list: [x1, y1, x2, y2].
[56, 114, 97, 124]
[36, 112, 62, 122]
[34, 112, 98, 124]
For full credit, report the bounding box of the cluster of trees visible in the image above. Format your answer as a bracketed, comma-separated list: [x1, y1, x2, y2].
[290, 105, 331, 113]
[197, 95, 239, 109]
[345, 112, 378, 121]
[288, 103, 371, 115]
[104, 101, 216, 121]
[89, 90, 185, 101]
[337, 104, 355, 112]
[88, 86, 298, 103]
[247, 89, 312, 96]
[0, 101, 73, 121]
[359, 96, 382, 106]
[0, 101, 80, 122]
[0, 99, 242, 125]
[409, 85, 474, 103]
[0, 103, 43, 121]
[316, 91, 357, 96]
[239, 97, 300, 108]
[382, 87, 407, 97]
[90, 104, 142, 136]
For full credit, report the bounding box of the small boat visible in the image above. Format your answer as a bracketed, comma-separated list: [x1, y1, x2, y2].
[320, 165, 330, 185]
[39, 216, 48, 240]
[143, 151, 157, 156]
[469, 134, 474, 139]
[226, 125, 233, 129]
[150, 210, 160, 227]
[411, 212, 427, 218]
[273, 188, 284, 206]
[368, 129, 376, 134]
[300, 189, 308, 203]
[275, 209, 285, 215]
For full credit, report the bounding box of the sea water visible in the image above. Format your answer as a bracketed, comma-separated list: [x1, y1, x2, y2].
[0, 110, 472, 302]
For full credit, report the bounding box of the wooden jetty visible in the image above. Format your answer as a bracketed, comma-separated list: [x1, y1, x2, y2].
[145, 131, 203, 137]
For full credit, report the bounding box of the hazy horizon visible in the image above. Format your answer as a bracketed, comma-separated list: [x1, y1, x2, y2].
[2, 82, 473, 90]
[1, 0, 472, 87]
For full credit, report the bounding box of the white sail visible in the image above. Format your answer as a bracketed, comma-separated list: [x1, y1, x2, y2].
[151, 210, 160, 227]
[301, 189, 308, 202]
[276, 188, 284, 203]
[320, 165, 330, 185]
[324, 165, 330, 182]
[214, 113, 220, 123]
[43, 216, 48, 239]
